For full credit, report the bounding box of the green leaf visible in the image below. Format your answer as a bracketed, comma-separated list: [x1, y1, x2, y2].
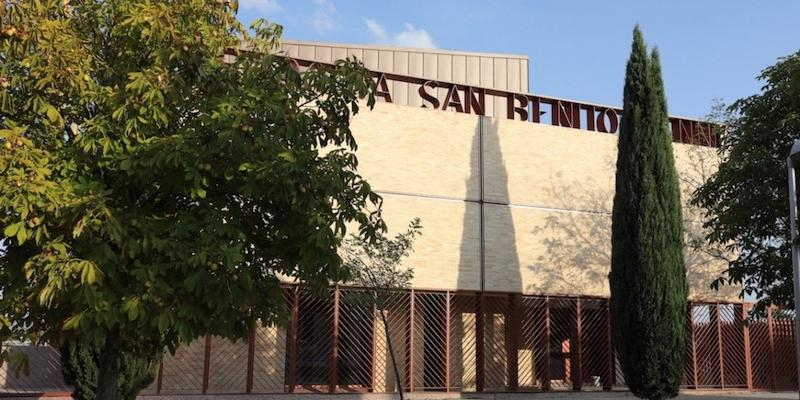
[123, 296, 141, 321]
[64, 313, 83, 330]
[45, 104, 60, 123]
[16, 226, 28, 245]
[4, 221, 22, 238]
[80, 262, 97, 284]
[278, 151, 296, 163]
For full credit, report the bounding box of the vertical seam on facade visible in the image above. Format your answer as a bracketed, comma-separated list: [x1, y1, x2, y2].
[479, 116, 485, 292]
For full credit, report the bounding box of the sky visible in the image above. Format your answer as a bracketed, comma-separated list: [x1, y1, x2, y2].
[236, 0, 800, 119]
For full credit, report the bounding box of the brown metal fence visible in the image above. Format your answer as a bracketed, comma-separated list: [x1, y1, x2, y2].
[0, 343, 71, 396]
[2, 286, 798, 396]
[144, 287, 799, 395]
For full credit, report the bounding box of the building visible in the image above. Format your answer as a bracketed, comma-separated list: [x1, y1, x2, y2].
[2, 41, 797, 397]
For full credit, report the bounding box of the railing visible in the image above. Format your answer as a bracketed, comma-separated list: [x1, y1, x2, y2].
[2, 286, 797, 396]
[147, 286, 797, 394]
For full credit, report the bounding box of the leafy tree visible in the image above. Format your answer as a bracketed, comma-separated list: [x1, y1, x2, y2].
[609, 26, 687, 400]
[692, 51, 800, 314]
[0, 1, 383, 398]
[61, 343, 158, 400]
[342, 218, 421, 400]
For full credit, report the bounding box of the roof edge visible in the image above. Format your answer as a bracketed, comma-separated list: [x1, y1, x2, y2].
[281, 39, 530, 60]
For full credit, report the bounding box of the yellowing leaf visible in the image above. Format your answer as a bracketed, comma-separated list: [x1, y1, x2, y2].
[45, 105, 60, 123]
[80, 262, 97, 284]
[16, 226, 28, 245]
[3, 221, 22, 237]
[63, 313, 83, 330]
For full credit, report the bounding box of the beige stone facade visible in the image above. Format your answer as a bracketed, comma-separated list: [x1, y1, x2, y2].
[351, 101, 736, 301]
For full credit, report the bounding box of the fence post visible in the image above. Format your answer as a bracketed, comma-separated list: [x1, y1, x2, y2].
[407, 289, 415, 392]
[476, 293, 485, 392]
[246, 325, 255, 393]
[509, 294, 521, 391]
[742, 303, 753, 391]
[445, 291, 451, 392]
[604, 299, 613, 391]
[329, 287, 340, 393]
[371, 302, 377, 392]
[768, 306, 777, 391]
[715, 303, 725, 389]
[573, 298, 583, 391]
[689, 302, 699, 388]
[288, 287, 299, 393]
[156, 363, 163, 394]
[202, 335, 211, 394]
[543, 296, 551, 391]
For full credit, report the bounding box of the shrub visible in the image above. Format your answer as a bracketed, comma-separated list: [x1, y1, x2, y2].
[61, 344, 158, 400]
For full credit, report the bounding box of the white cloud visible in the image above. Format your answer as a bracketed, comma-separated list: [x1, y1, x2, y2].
[311, 0, 338, 33]
[393, 24, 436, 48]
[365, 18, 388, 42]
[364, 19, 436, 49]
[238, 0, 283, 14]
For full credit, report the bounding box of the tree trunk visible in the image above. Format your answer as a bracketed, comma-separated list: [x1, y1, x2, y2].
[380, 307, 404, 400]
[96, 330, 121, 400]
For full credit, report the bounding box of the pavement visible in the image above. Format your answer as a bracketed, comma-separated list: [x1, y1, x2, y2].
[135, 391, 800, 399]
[3, 391, 798, 400]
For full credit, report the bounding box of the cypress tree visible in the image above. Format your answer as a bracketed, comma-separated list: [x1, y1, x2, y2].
[609, 26, 688, 400]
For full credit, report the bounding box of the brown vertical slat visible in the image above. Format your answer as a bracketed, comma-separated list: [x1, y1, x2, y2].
[370, 303, 377, 392]
[742, 303, 753, 390]
[573, 298, 582, 391]
[289, 287, 299, 393]
[716, 303, 725, 388]
[445, 291, 451, 392]
[508, 294, 520, 391]
[156, 362, 163, 394]
[690, 302, 699, 388]
[406, 289, 415, 392]
[767, 306, 777, 391]
[476, 293, 485, 392]
[246, 326, 255, 393]
[543, 296, 551, 391]
[604, 300, 613, 391]
[330, 287, 340, 393]
[202, 335, 211, 394]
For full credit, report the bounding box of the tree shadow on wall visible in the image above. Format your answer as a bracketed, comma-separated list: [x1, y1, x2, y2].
[526, 152, 732, 300]
[451, 117, 521, 391]
[526, 175, 613, 297]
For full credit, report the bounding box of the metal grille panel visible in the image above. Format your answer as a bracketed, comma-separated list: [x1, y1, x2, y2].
[482, 295, 511, 391]
[448, 293, 477, 391]
[0, 344, 70, 395]
[294, 288, 333, 391]
[411, 292, 448, 391]
[548, 298, 577, 390]
[372, 290, 410, 393]
[580, 298, 611, 390]
[773, 313, 798, 390]
[518, 296, 547, 390]
[337, 289, 375, 392]
[207, 336, 248, 393]
[3, 287, 798, 396]
[160, 338, 206, 394]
